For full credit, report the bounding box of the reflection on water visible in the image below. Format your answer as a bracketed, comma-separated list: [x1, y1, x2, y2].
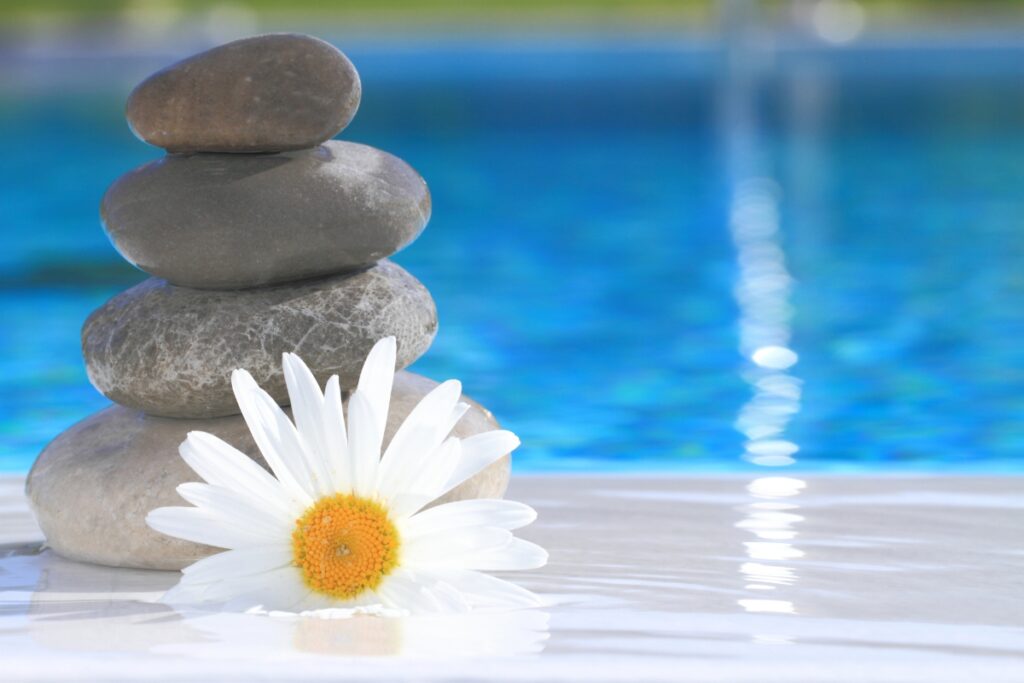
[729, 179, 807, 616]
[730, 180, 802, 468]
[4, 548, 549, 660]
[3, 476, 1023, 679]
[738, 599, 797, 615]
[723, 0, 807, 622]
[160, 607, 550, 661]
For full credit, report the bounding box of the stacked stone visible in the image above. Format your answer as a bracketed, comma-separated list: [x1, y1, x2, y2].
[27, 34, 510, 571]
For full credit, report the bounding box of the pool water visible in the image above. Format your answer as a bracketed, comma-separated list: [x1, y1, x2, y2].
[2, 36, 1024, 472]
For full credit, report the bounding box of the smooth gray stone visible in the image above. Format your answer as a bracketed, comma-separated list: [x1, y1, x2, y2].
[26, 371, 511, 570]
[101, 141, 431, 289]
[82, 261, 437, 418]
[126, 33, 361, 153]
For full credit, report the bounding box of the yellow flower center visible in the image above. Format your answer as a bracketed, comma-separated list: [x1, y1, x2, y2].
[291, 493, 400, 600]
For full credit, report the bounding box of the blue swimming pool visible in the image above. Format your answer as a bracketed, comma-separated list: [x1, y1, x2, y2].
[2, 35, 1024, 472]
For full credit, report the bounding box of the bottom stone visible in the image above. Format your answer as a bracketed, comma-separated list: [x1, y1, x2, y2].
[26, 371, 510, 570]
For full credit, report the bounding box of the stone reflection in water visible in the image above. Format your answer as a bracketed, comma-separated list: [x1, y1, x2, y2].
[21, 549, 204, 653]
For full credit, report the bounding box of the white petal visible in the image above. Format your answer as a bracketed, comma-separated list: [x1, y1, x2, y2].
[146, 506, 279, 549]
[290, 587, 383, 612]
[425, 579, 473, 614]
[252, 567, 311, 611]
[322, 375, 351, 493]
[251, 389, 326, 498]
[401, 500, 537, 539]
[440, 402, 471, 446]
[376, 380, 463, 500]
[421, 568, 542, 609]
[356, 336, 396, 456]
[231, 370, 313, 506]
[460, 538, 549, 571]
[205, 566, 310, 611]
[387, 437, 463, 518]
[178, 431, 299, 517]
[386, 492, 436, 520]
[439, 430, 520, 497]
[282, 353, 324, 448]
[180, 545, 293, 584]
[376, 570, 442, 615]
[298, 588, 384, 613]
[346, 589, 383, 608]
[402, 526, 513, 565]
[282, 353, 335, 496]
[376, 570, 471, 615]
[175, 482, 293, 538]
[161, 580, 208, 605]
[347, 390, 381, 496]
[291, 591, 342, 612]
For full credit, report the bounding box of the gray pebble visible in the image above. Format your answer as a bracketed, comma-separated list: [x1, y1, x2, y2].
[82, 260, 437, 418]
[126, 33, 361, 153]
[101, 141, 430, 289]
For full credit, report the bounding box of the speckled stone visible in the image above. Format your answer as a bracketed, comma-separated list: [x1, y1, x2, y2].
[100, 141, 431, 289]
[26, 371, 511, 570]
[82, 261, 437, 418]
[126, 34, 361, 153]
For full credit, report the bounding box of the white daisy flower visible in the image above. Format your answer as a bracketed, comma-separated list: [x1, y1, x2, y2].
[146, 337, 546, 615]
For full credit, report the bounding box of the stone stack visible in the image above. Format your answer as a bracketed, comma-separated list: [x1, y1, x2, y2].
[27, 34, 510, 571]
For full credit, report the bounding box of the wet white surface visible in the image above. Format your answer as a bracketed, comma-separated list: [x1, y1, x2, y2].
[1, 474, 1022, 682]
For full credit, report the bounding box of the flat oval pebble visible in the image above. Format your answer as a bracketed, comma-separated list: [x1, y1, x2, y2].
[82, 260, 437, 418]
[126, 33, 360, 153]
[26, 371, 510, 570]
[101, 140, 431, 289]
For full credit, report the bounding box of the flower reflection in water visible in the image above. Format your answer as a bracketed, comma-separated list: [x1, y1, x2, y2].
[159, 606, 551, 660]
[19, 549, 549, 661]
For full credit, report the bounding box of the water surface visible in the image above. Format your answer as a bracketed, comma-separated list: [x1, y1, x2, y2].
[2, 36, 1024, 472]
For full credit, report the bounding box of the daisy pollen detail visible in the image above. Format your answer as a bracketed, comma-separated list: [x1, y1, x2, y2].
[292, 493, 399, 599]
[146, 337, 546, 615]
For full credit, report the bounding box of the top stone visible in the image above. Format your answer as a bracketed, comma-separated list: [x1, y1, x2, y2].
[126, 34, 361, 153]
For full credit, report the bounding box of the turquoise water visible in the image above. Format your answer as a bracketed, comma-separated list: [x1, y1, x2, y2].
[2, 37, 1024, 472]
